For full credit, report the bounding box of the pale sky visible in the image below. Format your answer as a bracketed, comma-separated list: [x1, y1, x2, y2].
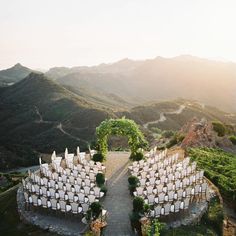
[0, 0, 236, 69]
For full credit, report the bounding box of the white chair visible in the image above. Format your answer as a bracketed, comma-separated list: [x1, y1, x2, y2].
[62, 175, 67, 183]
[71, 202, 79, 214]
[34, 184, 40, 195]
[50, 198, 58, 210]
[158, 193, 165, 204]
[168, 191, 174, 201]
[154, 205, 161, 218]
[134, 187, 144, 196]
[84, 179, 91, 187]
[184, 198, 190, 209]
[81, 203, 89, 213]
[41, 186, 47, 197]
[139, 179, 146, 187]
[88, 194, 96, 204]
[49, 188, 56, 198]
[58, 190, 65, 200]
[41, 196, 48, 208]
[68, 192, 74, 203]
[164, 203, 171, 216]
[94, 187, 104, 198]
[74, 184, 81, 193]
[78, 193, 86, 203]
[32, 194, 38, 206]
[177, 189, 183, 199]
[174, 200, 180, 213]
[66, 183, 72, 192]
[148, 177, 155, 186]
[59, 200, 66, 213]
[83, 186, 91, 195]
[69, 176, 75, 184]
[147, 195, 155, 205]
[24, 192, 29, 203]
[167, 182, 173, 191]
[146, 186, 154, 195]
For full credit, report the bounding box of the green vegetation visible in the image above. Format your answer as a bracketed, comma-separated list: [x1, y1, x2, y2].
[96, 117, 148, 156]
[0, 172, 26, 193]
[90, 202, 103, 218]
[100, 185, 107, 196]
[133, 196, 145, 212]
[166, 133, 185, 148]
[212, 121, 226, 137]
[92, 153, 105, 162]
[95, 173, 105, 187]
[129, 151, 145, 161]
[128, 176, 139, 194]
[188, 147, 236, 204]
[130, 196, 146, 234]
[143, 219, 165, 236]
[229, 135, 236, 145]
[128, 175, 139, 194]
[162, 130, 175, 138]
[0, 186, 55, 236]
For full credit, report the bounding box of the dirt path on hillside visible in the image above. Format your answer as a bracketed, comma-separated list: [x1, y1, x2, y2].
[143, 104, 185, 128]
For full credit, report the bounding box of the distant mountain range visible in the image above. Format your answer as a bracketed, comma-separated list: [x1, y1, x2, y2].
[0, 56, 236, 169]
[0, 63, 35, 86]
[1, 55, 236, 112]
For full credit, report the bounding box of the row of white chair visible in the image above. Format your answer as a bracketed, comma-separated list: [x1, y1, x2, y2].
[24, 193, 90, 214]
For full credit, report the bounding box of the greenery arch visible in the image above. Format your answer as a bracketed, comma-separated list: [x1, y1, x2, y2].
[96, 117, 148, 156]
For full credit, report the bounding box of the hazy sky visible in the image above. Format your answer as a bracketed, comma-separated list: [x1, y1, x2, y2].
[0, 0, 236, 69]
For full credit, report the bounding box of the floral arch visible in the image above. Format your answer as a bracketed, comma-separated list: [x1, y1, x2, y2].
[96, 117, 148, 155]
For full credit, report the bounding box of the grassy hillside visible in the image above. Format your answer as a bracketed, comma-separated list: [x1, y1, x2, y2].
[0, 73, 114, 169]
[122, 99, 236, 132]
[0, 186, 56, 236]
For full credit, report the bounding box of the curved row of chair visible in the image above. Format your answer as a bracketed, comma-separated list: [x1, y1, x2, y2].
[129, 148, 209, 218]
[22, 147, 106, 217]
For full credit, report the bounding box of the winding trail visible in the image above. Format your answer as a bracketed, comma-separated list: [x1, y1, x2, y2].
[102, 152, 135, 236]
[57, 123, 89, 145]
[143, 104, 186, 128]
[34, 106, 88, 144]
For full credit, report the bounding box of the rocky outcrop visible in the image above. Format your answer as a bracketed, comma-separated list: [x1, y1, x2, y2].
[180, 118, 233, 149]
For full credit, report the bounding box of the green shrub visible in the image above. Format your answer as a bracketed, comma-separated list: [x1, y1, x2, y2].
[128, 175, 139, 194]
[133, 196, 144, 213]
[143, 203, 150, 214]
[212, 121, 226, 137]
[229, 135, 236, 145]
[92, 153, 105, 162]
[90, 202, 102, 218]
[130, 152, 144, 161]
[162, 130, 175, 138]
[129, 211, 142, 234]
[128, 175, 139, 185]
[96, 173, 105, 187]
[100, 185, 107, 196]
[166, 132, 185, 148]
